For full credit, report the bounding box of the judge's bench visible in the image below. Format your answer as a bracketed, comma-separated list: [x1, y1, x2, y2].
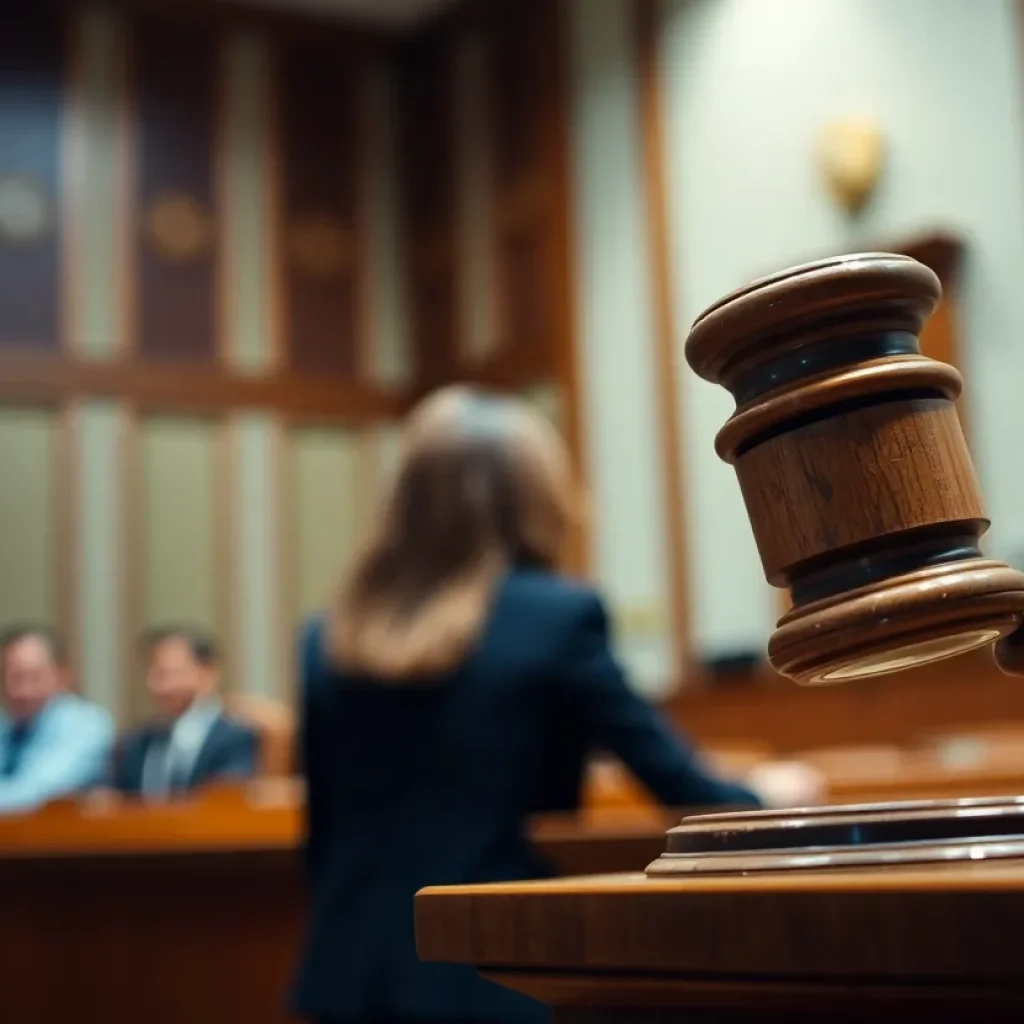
[416, 252, 1024, 1022]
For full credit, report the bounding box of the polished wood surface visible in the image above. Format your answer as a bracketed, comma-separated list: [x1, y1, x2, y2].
[0, 790, 304, 1024]
[416, 862, 1024, 1020]
[4, 768, 1024, 1021]
[685, 253, 1024, 684]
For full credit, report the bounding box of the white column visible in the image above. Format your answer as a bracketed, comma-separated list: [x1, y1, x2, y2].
[567, 0, 675, 696]
[73, 401, 127, 715]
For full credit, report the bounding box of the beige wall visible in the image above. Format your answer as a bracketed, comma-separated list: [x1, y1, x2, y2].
[0, 407, 58, 631]
[563, 0, 1024, 691]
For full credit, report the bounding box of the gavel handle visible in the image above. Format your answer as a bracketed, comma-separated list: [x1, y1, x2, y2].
[995, 629, 1024, 677]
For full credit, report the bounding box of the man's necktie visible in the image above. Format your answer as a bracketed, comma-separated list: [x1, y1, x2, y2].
[142, 731, 173, 798]
[1, 722, 30, 778]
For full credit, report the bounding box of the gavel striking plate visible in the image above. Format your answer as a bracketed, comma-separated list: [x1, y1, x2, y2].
[685, 252, 1024, 685]
[646, 797, 1024, 875]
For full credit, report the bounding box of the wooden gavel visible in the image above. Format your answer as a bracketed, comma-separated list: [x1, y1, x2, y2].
[686, 252, 1024, 684]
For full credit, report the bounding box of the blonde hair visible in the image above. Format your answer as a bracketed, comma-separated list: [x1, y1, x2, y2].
[329, 386, 577, 681]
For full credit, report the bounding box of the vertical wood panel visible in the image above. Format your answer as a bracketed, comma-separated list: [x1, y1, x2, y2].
[399, 30, 460, 387]
[222, 31, 275, 375]
[278, 37, 362, 377]
[132, 15, 220, 361]
[66, 6, 131, 361]
[454, 30, 498, 365]
[362, 58, 413, 389]
[0, 6, 64, 350]
[0, 407, 58, 629]
[487, 0, 560, 369]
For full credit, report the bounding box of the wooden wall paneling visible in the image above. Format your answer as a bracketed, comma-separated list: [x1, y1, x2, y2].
[453, 25, 499, 367]
[398, 29, 461, 390]
[487, 0, 559, 378]
[481, 0, 588, 579]
[0, 5, 65, 351]
[0, 350, 407, 423]
[360, 55, 414, 390]
[220, 30, 277, 375]
[65, 5, 132, 361]
[277, 35, 365, 378]
[549, 0, 588, 576]
[636, 0, 691, 676]
[131, 12, 221, 361]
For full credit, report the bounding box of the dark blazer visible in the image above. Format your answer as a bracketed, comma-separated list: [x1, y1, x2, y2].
[113, 713, 259, 796]
[292, 569, 759, 1023]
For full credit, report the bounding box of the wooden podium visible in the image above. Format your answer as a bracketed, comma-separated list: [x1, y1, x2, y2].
[416, 848, 1024, 1021]
[417, 253, 1024, 1021]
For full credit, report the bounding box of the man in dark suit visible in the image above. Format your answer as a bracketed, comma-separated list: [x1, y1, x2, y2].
[113, 627, 259, 798]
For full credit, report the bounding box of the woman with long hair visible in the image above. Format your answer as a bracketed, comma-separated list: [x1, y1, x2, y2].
[292, 386, 819, 1024]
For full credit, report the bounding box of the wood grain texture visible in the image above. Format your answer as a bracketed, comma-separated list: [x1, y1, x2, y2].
[415, 862, 1024, 979]
[685, 253, 1024, 683]
[487, 0, 559, 375]
[0, 842, 303, 1024]
[738, 399, 984, 581]
[131, 13, 221, 361]
[418, 859, 1024, 1019]
[397, 26, 460, 387]
[0, 350, 407, 422]
[278, 36, 364, 377]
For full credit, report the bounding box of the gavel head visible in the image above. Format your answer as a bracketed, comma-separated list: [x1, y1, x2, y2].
[686, 253, 1024, 684]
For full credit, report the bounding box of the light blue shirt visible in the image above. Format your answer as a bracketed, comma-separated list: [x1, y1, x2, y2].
[0, 693, 114, 815]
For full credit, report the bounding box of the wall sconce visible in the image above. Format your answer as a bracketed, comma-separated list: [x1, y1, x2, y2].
[817, 116, 885, 216]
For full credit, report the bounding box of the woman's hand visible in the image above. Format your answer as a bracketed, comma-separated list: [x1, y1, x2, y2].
[744, 760, 827, 809]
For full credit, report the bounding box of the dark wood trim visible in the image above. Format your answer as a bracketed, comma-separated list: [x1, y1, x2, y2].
[899, 232, 964, 288]
[550, 0, 588, 576]
[0, 351, 410, 423]
[106, 0, 399, 50]
[636, 0, 691, 679]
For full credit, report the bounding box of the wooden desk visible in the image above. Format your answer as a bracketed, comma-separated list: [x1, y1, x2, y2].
[0, 796, 305, 1024]
[416, 863, 1024, 1021]
[8, 783, 1024, 1023]
[0, 793, 672, 1024]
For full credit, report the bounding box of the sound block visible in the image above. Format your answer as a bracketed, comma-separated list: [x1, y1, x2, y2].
[646, 797, 1024, 875]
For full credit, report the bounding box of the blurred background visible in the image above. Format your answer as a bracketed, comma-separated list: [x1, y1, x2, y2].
[8, 1, 1024, 1019]
[3, 0, 1024, 774]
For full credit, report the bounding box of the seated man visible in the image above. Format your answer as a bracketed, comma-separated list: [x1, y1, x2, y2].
[113, 627, 259, 798]
[0, 626, 114, 815]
